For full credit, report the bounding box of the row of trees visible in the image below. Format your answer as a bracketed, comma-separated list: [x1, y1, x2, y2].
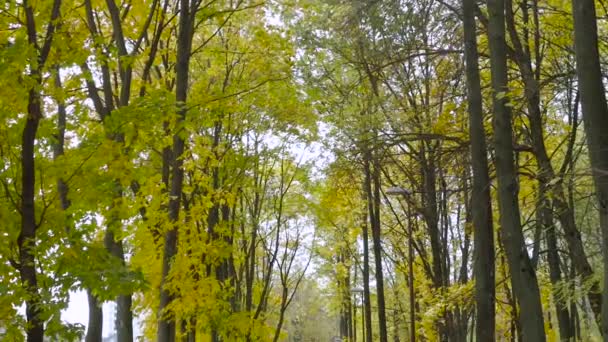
[1, 0, 324, 341]
[4, 0, 608, 340]
[299, 0, 608, 340]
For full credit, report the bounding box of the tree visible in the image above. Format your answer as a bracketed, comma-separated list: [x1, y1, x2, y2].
[486, 0, 546, 338]
[572, 0, 608, 336]
[462, 0, 495, 338]
[16, 1, 61, 341]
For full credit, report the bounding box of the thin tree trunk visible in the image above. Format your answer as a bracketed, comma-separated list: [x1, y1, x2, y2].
[339, 252, 351, 340]
[272, 288, 289, 342]
[245, 140, 263, 315]
[540, 186, 574, 340]
[361, 200, 373, 342]
[368, 156, 388, 342]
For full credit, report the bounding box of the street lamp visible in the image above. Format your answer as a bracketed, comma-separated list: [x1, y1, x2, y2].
[386, 186, 416, 342]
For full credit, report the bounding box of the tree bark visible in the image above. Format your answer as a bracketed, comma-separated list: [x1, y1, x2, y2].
[420, 146, 444, 289]
[20, 91, 44, 342]
[540, 186, 574, 340]
[18, 1, 61, 341]
[462, 0, 496, 338]
[361, 199, 373, 342]
[366, 156, 389, 342]
[364, 151, 388, 342]
[157, 0, 195, 340]
[486, 0, 546, 338]
[571, 0, 608, 336]
[86, 290, 104, 342]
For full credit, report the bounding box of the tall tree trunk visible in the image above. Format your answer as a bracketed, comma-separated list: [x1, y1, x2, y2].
[361, 199, 373, 342]
[367, 156, 388, 342]
[20, 89, 44, 342]
[420, 145, 449, 340]
[486, 0, 546, 338]
[157, 0, 195, 340]
[462, 0, 496, 337]
[18, 1, 61, 340]
[571, 0, 608, 336]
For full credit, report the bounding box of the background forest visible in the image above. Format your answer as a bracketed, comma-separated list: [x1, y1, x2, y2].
[2, 0, 608, 340]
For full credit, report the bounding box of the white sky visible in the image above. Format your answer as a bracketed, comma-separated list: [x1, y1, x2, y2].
[62, 291, 143, 339]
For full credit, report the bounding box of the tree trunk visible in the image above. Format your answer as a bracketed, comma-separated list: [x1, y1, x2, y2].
[86, 290, 104, 342]
[104, 216, 133, 342]
[540, 186, 574, 340]
[486, 0, 546, 338]
[420, 146, 443, 289]
[362, 201, 373, 342]
[462, 0, 496, 337]
[20, 93, 44, 342]
[18, 1, 61, 340]
[157, 0, 195, 340]
[367, 156, 388, 342]
[571, 0, 608, 336]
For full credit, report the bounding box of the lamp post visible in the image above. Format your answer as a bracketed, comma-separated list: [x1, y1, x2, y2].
[386, 187, 416, 342]
[351, 288, 364, 342]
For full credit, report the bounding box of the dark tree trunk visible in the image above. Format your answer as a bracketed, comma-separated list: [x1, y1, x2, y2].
[361, 203, 373, 342]
[272, 287, 289, 342]
[420, 145, 450, 340]
[420, 146, 443, 289]
[20, 94, 44, 342]
[571, 0, 608, 336]
[18, 1, 61, 340]
[486, 0, 546, 338]
[339, 252, 352, 340]
[245, 141, 263, 315]
[368, 157, 388, 342]
[462, 0, 496, 337]
[157, 0, 195, 340]
[540, 186, 574, 340]
[86, 290, 104, 342]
